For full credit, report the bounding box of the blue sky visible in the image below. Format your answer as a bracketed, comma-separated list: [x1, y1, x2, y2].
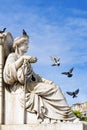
[0, 0, 87, 105]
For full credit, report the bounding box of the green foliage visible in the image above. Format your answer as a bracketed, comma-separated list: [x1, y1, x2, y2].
[82, 116, 87, 122]
[72, 110, 82, 118]
[72, 110, 87, 122]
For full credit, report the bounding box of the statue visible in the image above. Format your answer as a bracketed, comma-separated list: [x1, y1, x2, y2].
[3, 31, 78, 124]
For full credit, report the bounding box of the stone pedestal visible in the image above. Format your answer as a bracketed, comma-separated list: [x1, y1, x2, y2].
[0, 122, 87, 130]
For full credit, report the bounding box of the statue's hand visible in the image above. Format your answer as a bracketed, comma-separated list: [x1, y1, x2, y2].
[29, 57, 37, 63]
[23, 56, 37, 63]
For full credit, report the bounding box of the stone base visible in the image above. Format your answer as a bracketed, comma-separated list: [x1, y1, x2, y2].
[0, 122, 87, 130]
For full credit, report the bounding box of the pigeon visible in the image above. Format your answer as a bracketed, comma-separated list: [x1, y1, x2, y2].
[61, 67, 74, 77]
[0, 28, 6, 33]
[50, 56, 60, 66]
[23, 29, 28, 36]
[66, 89, 79, 98]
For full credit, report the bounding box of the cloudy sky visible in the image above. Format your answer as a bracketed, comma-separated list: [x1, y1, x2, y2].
[0, 0, 87, 105]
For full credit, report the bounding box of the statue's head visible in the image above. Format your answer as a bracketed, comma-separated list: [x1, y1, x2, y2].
[13, 35, 29, 55]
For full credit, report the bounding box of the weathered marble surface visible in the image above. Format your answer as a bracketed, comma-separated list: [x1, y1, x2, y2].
[0, 122, 87, 130]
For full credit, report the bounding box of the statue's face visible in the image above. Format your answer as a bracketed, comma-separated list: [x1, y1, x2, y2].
[18, 42, 29, 55]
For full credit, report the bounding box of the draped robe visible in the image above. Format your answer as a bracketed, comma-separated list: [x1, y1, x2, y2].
[3, 52, 76, 122]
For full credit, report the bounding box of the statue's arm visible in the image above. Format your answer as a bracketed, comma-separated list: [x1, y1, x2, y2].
[15, 56, 37, 70]
[15, 56, 24, 70]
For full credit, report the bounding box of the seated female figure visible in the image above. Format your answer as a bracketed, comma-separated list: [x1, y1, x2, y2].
[3, 33, 77, 124]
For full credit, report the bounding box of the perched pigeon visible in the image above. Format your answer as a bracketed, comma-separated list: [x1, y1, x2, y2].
[61, 67, 74, 77]
[23, 29, 28, 36]
[50, 56, 60, 66]
[66, 89, 79, 98]
[0, 28, 6, 33]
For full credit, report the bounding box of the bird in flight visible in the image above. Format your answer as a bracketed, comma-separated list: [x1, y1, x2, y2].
[61, 67, 74, 77]
[23, 29, 28, 36]
[66, 89, 79, 98]
[50, 56, 60, 66]
[0, 28, 6, 33]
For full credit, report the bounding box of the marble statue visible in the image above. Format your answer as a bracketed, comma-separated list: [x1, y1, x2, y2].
[3, 31, 77, 124]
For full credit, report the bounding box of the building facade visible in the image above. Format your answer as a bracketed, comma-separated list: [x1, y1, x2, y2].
[72, 102, 87, 115]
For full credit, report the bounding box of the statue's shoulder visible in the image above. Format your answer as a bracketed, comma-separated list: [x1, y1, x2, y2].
[7, 52, 16, 57]
[6, 53, 17, 63]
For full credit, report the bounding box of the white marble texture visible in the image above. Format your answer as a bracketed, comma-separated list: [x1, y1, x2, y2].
[0, 122, 87, 130]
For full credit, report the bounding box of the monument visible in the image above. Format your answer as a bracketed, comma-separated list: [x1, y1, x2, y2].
[0, 30, 87, 130]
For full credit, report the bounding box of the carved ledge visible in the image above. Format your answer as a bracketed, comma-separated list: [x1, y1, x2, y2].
[0, 122, 87, 130]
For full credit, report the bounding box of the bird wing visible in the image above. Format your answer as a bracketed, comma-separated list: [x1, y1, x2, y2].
[50, 56, 60, 63]
[55, 57, 60, 62]
[54, 57, 58, 63]
[74, 89, 79, 95]
[50, 56, 56, 63]
[50, 56, 54, 61]
[69, 67, 74, 73]
[61, 72, 68, 75]
[66, 91, 73, 96]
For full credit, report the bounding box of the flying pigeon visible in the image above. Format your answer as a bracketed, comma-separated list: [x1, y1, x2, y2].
[66, 89, 79, 98]
[50, 56, 60, 66]
[23, 29, 28, 36]
[61, 67, 74, 77]
[0, 28, 6, 33]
